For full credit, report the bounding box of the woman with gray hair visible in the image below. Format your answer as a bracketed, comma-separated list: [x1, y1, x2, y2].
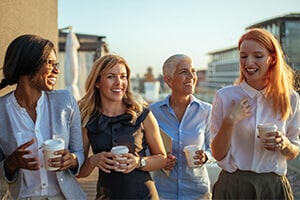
[150, 54, 213, 199]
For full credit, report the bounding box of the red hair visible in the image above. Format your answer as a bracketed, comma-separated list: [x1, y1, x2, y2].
[236, 28, 295, 120]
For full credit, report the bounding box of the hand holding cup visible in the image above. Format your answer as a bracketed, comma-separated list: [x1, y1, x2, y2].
[43, 139, 65, 171]
[183, 145, 202, 168]
[111, 145, 129, 172]
[257, 123, 280, 151]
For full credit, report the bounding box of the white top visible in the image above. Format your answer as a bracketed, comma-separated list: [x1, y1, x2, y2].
[9, 92, 61, 197]
[211, 81, 300, 176]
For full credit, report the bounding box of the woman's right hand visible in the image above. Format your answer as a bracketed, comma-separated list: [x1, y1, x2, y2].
[163, 153, 177, 170]
[4, 138, 39, 178]
[88, 151, 117, 173]
[212, 97, 252, 161]
[225, 96, 252, 125]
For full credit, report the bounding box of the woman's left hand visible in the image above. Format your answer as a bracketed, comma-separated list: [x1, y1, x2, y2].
[194, 150, 208, 166]
[261, 131, 286, 151]
[48, 149, 77, 171]
[118, 153, 139, 174]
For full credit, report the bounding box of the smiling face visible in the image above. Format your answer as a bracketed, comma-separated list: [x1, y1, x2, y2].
[29, 50, 59, 91]
[165, 60, 197, 96]
[95, 63, 128, 103]
[239, 39, 274, 90]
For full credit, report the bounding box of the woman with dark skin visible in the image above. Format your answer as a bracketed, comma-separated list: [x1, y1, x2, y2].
[0, 34, 86, 199]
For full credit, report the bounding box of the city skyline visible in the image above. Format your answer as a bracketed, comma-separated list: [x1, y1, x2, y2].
[58, 0, 300, 77]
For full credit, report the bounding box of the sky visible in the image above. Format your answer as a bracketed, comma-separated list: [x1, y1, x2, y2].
[58, 0, 300, 77]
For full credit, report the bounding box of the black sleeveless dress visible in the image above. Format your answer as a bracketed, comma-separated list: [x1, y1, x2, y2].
[86, 108, 159, 200]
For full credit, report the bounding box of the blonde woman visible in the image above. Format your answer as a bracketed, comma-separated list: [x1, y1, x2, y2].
[78, 54, 167, 199]
[211, 28, 300, 199]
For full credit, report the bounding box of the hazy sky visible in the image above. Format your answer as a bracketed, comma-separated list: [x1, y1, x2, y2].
[58, 0, 300, 77]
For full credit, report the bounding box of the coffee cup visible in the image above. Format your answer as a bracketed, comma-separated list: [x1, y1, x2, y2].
[183, 145, 201, 167]
[257, 123, 277, 141]
[111, 145, 129, 172]
[43, 139, 65, 171]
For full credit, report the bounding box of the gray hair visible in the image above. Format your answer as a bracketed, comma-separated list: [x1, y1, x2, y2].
[162, 54, 192, 78]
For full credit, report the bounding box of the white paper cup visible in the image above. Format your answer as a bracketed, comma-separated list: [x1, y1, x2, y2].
[183, 145, 201, 168]
[257, 123, 277, 140]
[111, 145, 129, 172]
[43, 139, 65, 171]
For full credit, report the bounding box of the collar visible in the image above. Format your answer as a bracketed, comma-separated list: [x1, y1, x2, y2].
[11, 91, 45, 110]
[158, 94, 197, 108]
[240, 81, 267, 99]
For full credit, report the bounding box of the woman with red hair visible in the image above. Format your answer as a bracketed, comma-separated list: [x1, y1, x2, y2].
[211, 28, 299, 199]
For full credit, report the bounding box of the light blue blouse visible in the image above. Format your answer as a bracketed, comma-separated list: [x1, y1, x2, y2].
[150, 95, 212, 200]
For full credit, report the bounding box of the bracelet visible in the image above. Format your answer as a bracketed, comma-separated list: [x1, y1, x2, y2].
[71, 153, 77, 160]
[70, 153, 78, 169]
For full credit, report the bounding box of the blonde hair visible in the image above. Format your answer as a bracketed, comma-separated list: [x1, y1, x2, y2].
[78, 54, 147, 127]
[235, 28, 295, 120]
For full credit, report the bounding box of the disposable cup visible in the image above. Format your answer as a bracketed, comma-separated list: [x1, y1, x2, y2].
[183, 145, 201, 167]
[43, 139, 65, 171]
[111, 145, 129, 172]
[257, 123, 277, 141]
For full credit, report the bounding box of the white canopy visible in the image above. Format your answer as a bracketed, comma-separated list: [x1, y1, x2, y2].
[64, 28, 81, 100]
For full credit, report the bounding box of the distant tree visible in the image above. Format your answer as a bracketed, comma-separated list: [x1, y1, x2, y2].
[144, 67, 156, 82]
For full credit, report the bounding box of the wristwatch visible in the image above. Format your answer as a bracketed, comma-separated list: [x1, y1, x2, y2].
[139, 157, 146, 169]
